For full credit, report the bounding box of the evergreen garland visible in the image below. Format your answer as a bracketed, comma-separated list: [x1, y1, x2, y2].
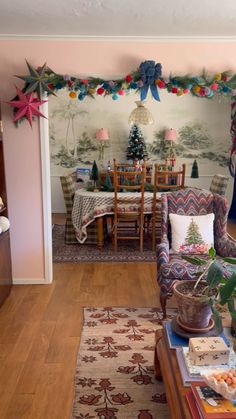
[126, 125, 148, 161]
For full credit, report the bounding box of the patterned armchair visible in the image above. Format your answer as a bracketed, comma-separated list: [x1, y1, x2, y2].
[157, 187, 236, 318]
[209, 174, 229, 196]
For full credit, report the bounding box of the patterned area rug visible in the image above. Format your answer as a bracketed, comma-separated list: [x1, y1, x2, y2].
[53, 225, 156, 263]
[71, 307, 177, 419]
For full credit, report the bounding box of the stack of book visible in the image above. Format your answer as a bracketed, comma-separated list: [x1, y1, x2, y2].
[186, 382, 236, 418]
[164, 321, 232, 387]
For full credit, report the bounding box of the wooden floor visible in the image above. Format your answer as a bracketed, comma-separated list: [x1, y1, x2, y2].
[0, 216, 235, 418]
[0, 263, 164, 419]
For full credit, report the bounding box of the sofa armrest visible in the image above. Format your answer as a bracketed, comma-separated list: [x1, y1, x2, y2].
[157, 238, 170, 270]
[215, 234, 236, 257]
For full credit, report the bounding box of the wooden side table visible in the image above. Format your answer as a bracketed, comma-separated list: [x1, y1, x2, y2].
[154, 328, 192, 419]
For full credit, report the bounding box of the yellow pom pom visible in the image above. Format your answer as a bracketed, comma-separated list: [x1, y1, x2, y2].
[69, 91, 77, 99]
[193, 85, 201, 93]
[88, 88, 96, 95]
[177, 89, 183, 96]
[214, 73, 222, 81]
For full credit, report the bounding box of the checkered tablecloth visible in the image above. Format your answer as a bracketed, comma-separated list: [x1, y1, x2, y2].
[72, 189, 160, 243]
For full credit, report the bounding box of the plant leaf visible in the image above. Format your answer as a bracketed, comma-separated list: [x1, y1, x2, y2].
[210, 300, 222, 333]
[222, 257, 236, 265]
[206, 261, 223, 288]
[182, 255, 207, 266]
[219, 273, 236, 305]
[208, 247, 216, 259]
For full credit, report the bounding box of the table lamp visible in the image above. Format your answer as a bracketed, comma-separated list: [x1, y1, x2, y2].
[95, 128, 110, 166]
[165, 128, 177, 168]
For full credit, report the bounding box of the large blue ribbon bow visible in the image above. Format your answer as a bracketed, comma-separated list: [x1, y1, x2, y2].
[139, 60, 162, 101]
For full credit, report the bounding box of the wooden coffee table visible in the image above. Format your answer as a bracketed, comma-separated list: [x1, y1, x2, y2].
[154, 328, 192, 419]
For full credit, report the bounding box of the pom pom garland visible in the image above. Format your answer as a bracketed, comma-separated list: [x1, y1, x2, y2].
[9, 59, 236, 127]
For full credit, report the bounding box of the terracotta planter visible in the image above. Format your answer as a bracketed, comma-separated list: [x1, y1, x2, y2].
[173, 280, 213, 330]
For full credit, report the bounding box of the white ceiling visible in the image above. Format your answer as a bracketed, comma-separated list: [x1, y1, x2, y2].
[1, 0, 236, 39]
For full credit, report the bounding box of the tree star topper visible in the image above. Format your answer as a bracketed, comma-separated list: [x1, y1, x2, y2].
[15, 60, 56, 99]
[8, 86, 48, 127]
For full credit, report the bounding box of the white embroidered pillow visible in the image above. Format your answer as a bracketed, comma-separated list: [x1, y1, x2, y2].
[169, 213, 215, 254]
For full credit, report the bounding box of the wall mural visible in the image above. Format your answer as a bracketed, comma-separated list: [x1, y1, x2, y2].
[49, 88, 231, 178]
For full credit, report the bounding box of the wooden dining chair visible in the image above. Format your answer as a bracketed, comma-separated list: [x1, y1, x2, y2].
[152, 163, 186, 250]
[112, 159, 146, 251]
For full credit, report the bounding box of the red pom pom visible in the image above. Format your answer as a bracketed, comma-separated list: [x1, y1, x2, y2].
[157, 80, 165, 88]
[67, 80, 73, 88]
[81, 79, 89, 85]
[211, 83, 218, 90]
[172, 87, 178, 94]
[118, 89, 125, 95]
[125, 74, 133, 83]
[97, 87, 105, 95]
[199, 88, 205, 96]
[222, 75, 228, 82]
[47, 83, 54, 90]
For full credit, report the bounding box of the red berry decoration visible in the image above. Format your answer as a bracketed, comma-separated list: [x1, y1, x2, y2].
[97, 87, 105, 95]
[172, 87, 178, 94]
[125, 74, 133, 83]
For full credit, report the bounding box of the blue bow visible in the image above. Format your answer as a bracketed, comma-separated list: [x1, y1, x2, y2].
[139, 60, 162, 101]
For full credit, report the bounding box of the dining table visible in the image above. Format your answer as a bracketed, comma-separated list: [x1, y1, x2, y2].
[72, 189, 162, 247]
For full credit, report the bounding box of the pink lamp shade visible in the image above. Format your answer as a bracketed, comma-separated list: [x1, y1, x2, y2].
[95, 128, 109, 141]
[165, 128, 177, 141]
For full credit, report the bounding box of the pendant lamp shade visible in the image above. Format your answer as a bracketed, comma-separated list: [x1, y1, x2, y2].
[128, 101, 154, 125]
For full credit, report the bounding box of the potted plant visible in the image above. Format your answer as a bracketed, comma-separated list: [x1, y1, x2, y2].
[173, 247, 236, 333]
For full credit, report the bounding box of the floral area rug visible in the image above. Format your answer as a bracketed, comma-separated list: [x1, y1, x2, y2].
[53, 225, 156, 263]
[71, 307, 177, 419]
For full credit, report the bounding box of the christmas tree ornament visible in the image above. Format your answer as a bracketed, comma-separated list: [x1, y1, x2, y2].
[8, 86, 47, 126]
[191, 160, 199, 178]
[15, 60, 56, 99]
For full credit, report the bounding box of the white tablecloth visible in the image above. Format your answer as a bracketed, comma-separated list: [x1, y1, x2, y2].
[72, 189, 160, 243]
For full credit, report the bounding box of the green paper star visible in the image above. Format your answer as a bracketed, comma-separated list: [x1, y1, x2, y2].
[15, 60, 57, 99]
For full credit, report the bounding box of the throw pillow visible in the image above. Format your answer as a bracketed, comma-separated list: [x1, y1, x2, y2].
[169, 213, 215, 254]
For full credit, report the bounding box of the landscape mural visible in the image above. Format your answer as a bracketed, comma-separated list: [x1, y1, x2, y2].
[48, 88, 232, 210]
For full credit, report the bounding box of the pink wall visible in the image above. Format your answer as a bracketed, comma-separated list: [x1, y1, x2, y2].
[0, 39, 236, 281]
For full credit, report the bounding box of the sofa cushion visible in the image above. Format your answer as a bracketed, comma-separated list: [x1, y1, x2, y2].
[169, 213, 215, 254]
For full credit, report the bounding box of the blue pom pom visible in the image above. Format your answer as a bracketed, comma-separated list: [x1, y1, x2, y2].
[112, 94, 119, 100]
[78, 93, 85, 101]
[55, 83, 63, 89]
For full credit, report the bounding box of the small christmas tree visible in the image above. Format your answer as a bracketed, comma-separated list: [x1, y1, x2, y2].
[91, 160, 99, 188]
[191, 160, 199, 178]
[126, 124, 148, 162]
[185, 219, 204, 245]
[104, 173, 113, 191]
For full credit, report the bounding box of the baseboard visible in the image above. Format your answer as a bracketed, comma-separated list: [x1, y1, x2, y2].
[12, 277, 49, 285]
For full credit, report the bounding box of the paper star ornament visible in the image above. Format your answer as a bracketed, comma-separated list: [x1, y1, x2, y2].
[15, 60, 56, 99]
[8, 86, 48, 126]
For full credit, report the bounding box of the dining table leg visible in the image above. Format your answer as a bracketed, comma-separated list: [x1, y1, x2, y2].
[97, 217, 104, 248]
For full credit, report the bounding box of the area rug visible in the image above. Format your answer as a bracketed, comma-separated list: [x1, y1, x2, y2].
[71, 307, 177, 419]
[53, 225, 156, 263]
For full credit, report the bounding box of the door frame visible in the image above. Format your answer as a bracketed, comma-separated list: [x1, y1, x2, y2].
[40, 101, 53, 283]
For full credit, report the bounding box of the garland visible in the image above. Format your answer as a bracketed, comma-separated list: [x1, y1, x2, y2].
[7, 59, 236, 161]
[11, 60, 236, 104]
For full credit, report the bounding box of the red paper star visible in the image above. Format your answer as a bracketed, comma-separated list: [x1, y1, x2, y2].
[8, 86, 48, 126]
